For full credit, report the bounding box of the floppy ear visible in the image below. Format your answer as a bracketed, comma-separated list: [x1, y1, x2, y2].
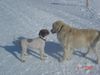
[56, 21, 66, 32]
[57, 24, 63, 32]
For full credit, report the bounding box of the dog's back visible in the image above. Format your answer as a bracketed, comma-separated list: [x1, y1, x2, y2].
[67, 27, 100, 49]
[21, 37, 45, 50]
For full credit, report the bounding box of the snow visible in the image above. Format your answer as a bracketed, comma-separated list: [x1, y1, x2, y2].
[91, 0, 100, 15]
[0, 0, 100, 75]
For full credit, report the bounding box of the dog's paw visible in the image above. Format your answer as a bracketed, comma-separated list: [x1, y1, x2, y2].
[41, 58, 45, 61]
[20, 58, 26, 62]
[96, 59, 100, 64]
[40, 58, 45, 63]
[81, 53, 87, 57]
[65, 56, 72, 60]
[40, 57, 46, 62]
[20, 59, 26, 62]
[66, 57, 71, 60]
[24, 53, 28, 56]
[98, 61, 100, 64]
[59, 57, 71, 62]
[43, 54, 47, 57]
[59, 58, 65, 63]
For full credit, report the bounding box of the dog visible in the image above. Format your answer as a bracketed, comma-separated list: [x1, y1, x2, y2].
[20, 29, 49, 62]
[51, 20, 100, 64]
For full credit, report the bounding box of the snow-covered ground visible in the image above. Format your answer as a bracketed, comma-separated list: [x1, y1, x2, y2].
[0, 0, 100, 75]
[91, 0, 100, 16]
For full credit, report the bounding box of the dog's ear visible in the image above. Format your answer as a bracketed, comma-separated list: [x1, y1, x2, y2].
[56, 21, 66, 32]
[57, 24, 63, 32]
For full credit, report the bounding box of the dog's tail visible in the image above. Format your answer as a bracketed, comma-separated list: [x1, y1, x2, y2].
[14, 36, 20, 43]
[94, 31, 100, 45]
[13, 35, 20, 45]
[90, 31, 100, 48]
[0, 45, 4, 49]
[97, 31, 100, 40]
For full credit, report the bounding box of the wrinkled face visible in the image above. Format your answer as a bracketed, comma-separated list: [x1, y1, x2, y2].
[39, 29, 49, 37]
[51, 21, 63, 34]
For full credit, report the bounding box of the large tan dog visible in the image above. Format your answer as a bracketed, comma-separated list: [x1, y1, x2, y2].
[51, 20, 100, 64]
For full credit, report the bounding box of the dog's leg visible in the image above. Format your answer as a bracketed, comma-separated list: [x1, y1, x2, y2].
[65, 37, 73, 61]
[96, 52, 100, 64]
[63, 47, 67, 61]
[20, 41, 28, 62]
[65, 45, 73, 60]
[83, 41, 96, 57]
[93, 48, 100, 64]
[40, 49, 45, 61]
[60, 38, 72, 62]
[82, 47, 90, 57]
[60, 45, 73, 62]
[87, 46, 99, 64]
[43, 54, 47, 57]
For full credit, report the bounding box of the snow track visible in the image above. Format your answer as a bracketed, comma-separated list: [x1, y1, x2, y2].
[0, 0, 100, 75]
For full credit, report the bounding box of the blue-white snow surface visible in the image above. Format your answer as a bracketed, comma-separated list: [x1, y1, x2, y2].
[0, 0, 100, 75]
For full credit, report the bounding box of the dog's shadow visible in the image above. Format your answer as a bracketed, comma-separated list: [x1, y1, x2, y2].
[45, 42, 97, 63]
[73, 51, 98, 64]
[0, 37, 26, 61]
[0, 37, 97, 63]
[0, 37, 63, 61]
[45, 41, 98, 63]
[0, 38, 63, 61]
[45, 41, 63, 60]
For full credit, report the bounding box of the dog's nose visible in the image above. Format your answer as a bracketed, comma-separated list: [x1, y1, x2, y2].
[51, 29, 55, 33]
[51, 29, 53, 33]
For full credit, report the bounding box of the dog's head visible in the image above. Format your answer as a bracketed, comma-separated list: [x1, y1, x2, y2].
[39, 29, 49, 37]
[51, 20, 64, 34]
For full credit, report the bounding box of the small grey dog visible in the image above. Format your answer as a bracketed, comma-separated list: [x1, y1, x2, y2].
[20, 29, 49, 62]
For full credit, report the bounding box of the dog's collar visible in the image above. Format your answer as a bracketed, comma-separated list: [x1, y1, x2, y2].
[39, 36, 46, 41]
[58, 25, 64, 33]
